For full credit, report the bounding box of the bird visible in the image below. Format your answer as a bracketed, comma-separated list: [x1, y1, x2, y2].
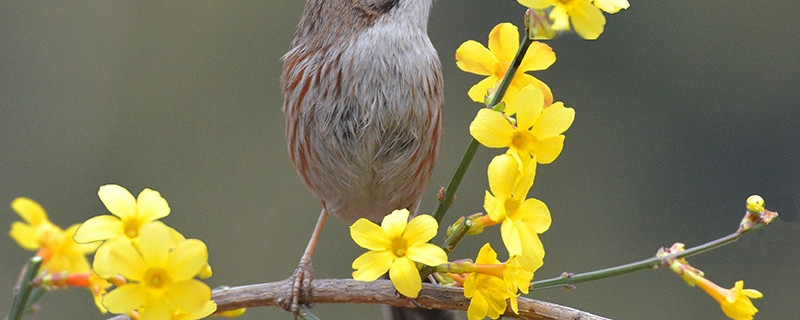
[281, 0, 446, 318]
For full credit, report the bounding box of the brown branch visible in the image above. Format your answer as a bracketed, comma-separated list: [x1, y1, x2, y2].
[108, 278, 609, 320]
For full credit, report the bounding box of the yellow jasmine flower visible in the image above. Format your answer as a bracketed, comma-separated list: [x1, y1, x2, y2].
[470, 85, 575, 165]
[518, 0, 606, 40]
[74, 184, 170, 278]
[483, 154, 551, 269]
[697, 279, 762, 320]
[9, 197, 97, 274]
[503, 256, 536, 295]
[100, 221, 216, 320]
[455, 22, 556, 115]
[464, 244, 515, 320]
[350, 209, 448, 298]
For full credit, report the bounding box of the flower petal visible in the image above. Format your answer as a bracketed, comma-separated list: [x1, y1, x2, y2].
[518, 198, 552, 233]
[10, 222, 39, 250]
[73, 215, 123, 243]
[531, 135, 566, 164]
[406, 243, 447, 267]
[350, 218, 390, 251]
[137, 221, 174, 268]
[11, 197, 48, 225]
[531, 102, 575, 138]
[594, 0, 630, 14]
[166, 239, 208, 282]
[352, 251, 393, 281]
[487, 154, 519, 200]
[139, 298, 171, 320]
[467, 76, 499, 103]
[403, 214, 438, 244]
[516, 85, 545, 130]
[466, 292, 489, 320]
[501, 220, 523, 257]
[104, 238, 147, 281]
[484, 191, 506, 222]
[475, 243, 500, 265]
[455, 40, 497, 76]
[389, 257, 422, 298]
[470, 109, 515, 148]
[166, 279, 212, 312]
[136, 188, 170, 222]
[569, 1, 606, 40]
[513, 161, 537, 200]
[102, 283, 149, 314]
[381, 209, 409, 240]
[98, 185, 137, 220]
[488, 23, 519, 63]
[519, 41, 556, 72]
[513, 73, 553, 106]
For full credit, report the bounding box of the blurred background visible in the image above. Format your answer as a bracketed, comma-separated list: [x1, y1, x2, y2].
[1, 1, 798, 319]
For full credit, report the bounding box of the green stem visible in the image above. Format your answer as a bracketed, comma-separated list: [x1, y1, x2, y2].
[7, 256, 43, 320]
[432, 33, 535, 224]
[530, 223, 763, 291]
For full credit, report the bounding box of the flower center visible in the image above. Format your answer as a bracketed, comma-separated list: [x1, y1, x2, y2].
[389, 238, 408, 258]
[512, 130, 536, 152]
[143, 268, 171, 290]
[124, 219, 141, 239]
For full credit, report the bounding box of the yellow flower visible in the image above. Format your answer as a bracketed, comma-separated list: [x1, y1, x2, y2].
[9, 197, 97, 274]
[518, 0, 606, 40]
[455, 22, 555, 115]
[464, 244, 515, 320]
[350, 209, 448, 298]
[483, 154, 551, 269]
[503, 256, 536, 295]
[100, 221, 216, 320]
[470, 85, 575, 165]
[74, 184, 170, 278]
[695, 278, 763, 320]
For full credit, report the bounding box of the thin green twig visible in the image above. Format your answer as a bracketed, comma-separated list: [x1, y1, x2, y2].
[432, 33, 535, 224]
[531, 222, 765, 291]
[7, 256, 43, 320]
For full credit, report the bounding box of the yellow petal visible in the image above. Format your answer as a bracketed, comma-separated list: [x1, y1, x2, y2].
[513, 73, 553, 106]
[487, 154, 519, 200]
[389, 257, 422, 298]
[136, 188, 170, 222]
[549, 6, 571, 31]
[350, 218, 390, 251]
[138, 222, 173, 267]
[531, 102, 575, 138]
[569, 1, 606, 40]
[165, 279, 212, 312]
[98, 185, 137, 220]
[475, 243, 500, 265]
[102, 283, 149, 313]
[516, 0, 554, 9]
[10, 222, 39, 250]
[484, 191, 506, 222]
[73, 215, 123, 243]
[466, 292, 488, 320]
[403, 214, 438, 244]
[455, 40, 498, 76]
[512, 160, 537, 201]
[139, 298, 171, 320]
[64, 224, 100, 255]
[11, 197, 48, 225]
[352, 251, 393, 281]
[104, 238, 147, 281]
[488, 23, 519, 63]
[166, 239, 208, 282]
[467, 76, 499, 103]
[381, 209, 409, 240]
[518, 198, 552, 234]
[519, 41, 556, 72]
[516, 85, 545, 130]
[406, 243, 447, 267]
[531, 135, 566, 164]
[500, 85, 522, 116]
[501, 220, 523, 257]
[470, 109, 515, 148]
[594, 0, 630, 14]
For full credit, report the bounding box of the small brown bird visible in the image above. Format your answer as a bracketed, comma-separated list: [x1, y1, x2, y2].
[281, 0, 445, 318]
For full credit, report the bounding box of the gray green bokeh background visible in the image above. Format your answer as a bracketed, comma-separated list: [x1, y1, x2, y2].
[2, 1, 799, 319]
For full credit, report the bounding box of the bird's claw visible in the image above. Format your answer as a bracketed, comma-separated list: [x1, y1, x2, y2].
[280, 258, 314, 315]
